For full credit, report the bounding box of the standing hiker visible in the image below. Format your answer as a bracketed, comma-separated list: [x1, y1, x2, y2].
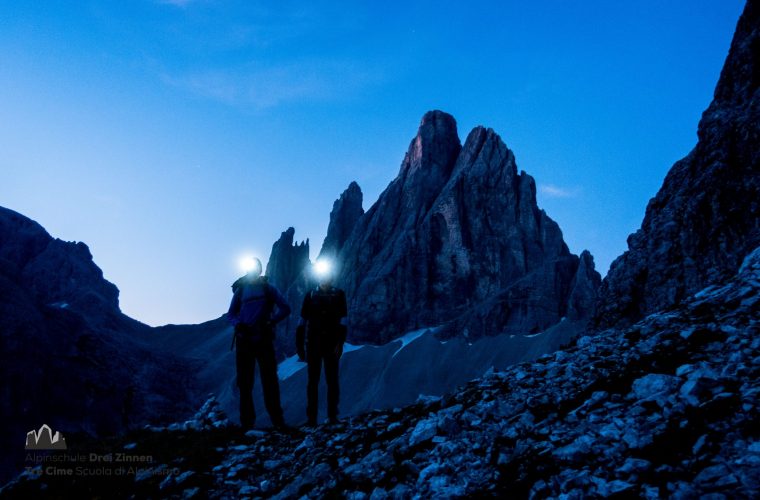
[296, 260, 347, 426]
[228, 257, 290, 430]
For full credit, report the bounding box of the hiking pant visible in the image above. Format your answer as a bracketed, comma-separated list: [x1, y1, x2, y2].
[235, 330, 284, 428]
[306, 346, 340, 422]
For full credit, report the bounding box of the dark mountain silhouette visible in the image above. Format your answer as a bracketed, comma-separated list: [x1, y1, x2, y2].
[318, 181, 364, 260]
[0, 207, 133, 333]
[265, 227, 309, 293]
[330, 111, 600, 345]
[0, 207, 203, 483]
[594, 0, 760, 329]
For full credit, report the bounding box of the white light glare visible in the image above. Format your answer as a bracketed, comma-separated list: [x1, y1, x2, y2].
[314, 259, 332, 278]
[239, 255, 260, 274]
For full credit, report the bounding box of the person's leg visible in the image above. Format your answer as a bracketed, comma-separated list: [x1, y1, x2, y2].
[324, 349, 340, 422]
[306, 349, 322, 425]
[235, 335, 256, 429]
[256, 339, 285, 427]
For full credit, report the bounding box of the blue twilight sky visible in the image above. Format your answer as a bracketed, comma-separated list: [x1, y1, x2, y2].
[0, 1, 745, 326]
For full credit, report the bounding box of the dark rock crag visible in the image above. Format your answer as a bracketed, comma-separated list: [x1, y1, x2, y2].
[595, 0, 760, 329]
[265, 182, 364, 358]
[0, 206, 127, 332]
[264, 227, 309, 293]
[334, 111, 600, 344]
[0, 207, 202, 483]
[318, 181, 364, 260]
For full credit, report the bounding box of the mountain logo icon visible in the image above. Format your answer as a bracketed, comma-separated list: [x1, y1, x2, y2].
[25, 424, 67, 450]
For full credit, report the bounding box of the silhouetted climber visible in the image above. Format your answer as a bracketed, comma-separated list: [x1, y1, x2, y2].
[297, 260, 347, 426]
[227, 257, 290, 430]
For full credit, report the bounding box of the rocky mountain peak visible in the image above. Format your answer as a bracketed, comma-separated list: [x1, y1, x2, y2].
[708, 0, 759, 110]
[594, 0, 760, 329]
[0, 207, 50, 268]
[334, 112, 600, 344]
[566, 250, 602, 321]
[453, 125, 517, 181]
[319, 181, 364, 260]
[0, 206, 122, 330]
[394, 110, 462, 224]
[407, 110, 461, 169]
[264, 227, 309, 292]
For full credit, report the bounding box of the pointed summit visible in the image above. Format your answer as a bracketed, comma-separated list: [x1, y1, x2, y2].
[401, 110, 460, 179]
[334, 112, 599, 344]
[265, 227, 309, 292]
[393, 111, 461, 223]
[319, 181, 364, 260]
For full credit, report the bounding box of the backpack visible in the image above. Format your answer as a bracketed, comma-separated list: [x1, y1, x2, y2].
[230, 277, 275, 349]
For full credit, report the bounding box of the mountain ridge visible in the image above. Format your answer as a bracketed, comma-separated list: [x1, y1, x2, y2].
[332, 111, 600, 345]
[594, 0, 760, 329]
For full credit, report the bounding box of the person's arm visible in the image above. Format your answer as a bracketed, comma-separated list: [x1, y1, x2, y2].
[227, 288, 242, 326]
[296, 294, 310, 361]
[269, 286, 291, 325]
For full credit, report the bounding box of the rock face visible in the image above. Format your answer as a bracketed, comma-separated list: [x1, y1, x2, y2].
[0, 206, 128, 332]
[595, 1, 760, 329]
[318, 181, 364, 260]
[0, 206, 202, 484]
[264, 227, 309, 293]
[334, 111, 600, 344]
[567, 250, 602, 322]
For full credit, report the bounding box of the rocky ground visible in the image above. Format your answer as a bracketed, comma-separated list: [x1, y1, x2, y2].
[3, 247, 758, 499]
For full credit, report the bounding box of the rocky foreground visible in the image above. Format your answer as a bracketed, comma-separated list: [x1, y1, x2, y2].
[4, 247, 758, 499]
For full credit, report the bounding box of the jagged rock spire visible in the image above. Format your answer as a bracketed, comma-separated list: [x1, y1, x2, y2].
[595, 0, 760, 329]
[319, 181, 364, 260]
[333, 111, 600, 344]
[265, 227, 309, 292]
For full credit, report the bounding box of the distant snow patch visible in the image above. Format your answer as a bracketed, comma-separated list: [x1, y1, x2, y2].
[392, 328, 435, 358]
[342, 343, 364, 354]
[278, 355, 306, 380]
[278, 343, 366, 380]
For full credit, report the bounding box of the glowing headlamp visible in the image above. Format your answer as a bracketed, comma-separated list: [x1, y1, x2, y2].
[313, 259, 332, 279]
[239, 255, 262, 274]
